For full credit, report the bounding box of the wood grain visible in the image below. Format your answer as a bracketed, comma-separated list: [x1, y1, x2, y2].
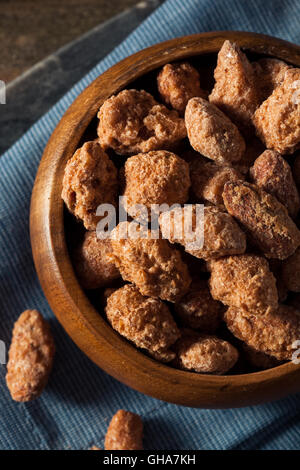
[30, 32, 300, 408]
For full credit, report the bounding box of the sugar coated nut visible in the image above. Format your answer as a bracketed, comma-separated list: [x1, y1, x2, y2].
[224, 304, 300, 361]
[190, 158, 243, 206]
[223, 180, 300, 259]
[157, 62, 204, 114]
[159, 205, 246, 260]
[174, 280, 223, 332]
[209, 255, 278, 315]
[174, 329, 239, 374]
[123, 150, 190, 220]
[253, 68, 300, 154]
[250, 149, 300, 218]
[61, 141, 118, 230]
[185, 97, 245, 164]
[97, 89, 186, 155]
[72, 231, 120, 289]
[109, 221, 191, 302]
[105, 284, 180, 362]
[281, 247, 300, 292]
[6, 310, 55, 402]
[209, 40, 260, 130]
[253, 58, 292, 102]
[105, 410, 143, 450]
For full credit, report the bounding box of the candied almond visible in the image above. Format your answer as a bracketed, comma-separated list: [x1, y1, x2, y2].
[159, 205, 246, 260]
[250, 149, 300, 218]
[6, 310, 55, 402]
[123, 150, 190, 220]
[109, 221, 191, 302]
[157, 62, 205, 114]
[72, 231, 120, 289]
[209, 40, 260, 130]
[253, 57, 292, 102]
[173, 329, 238, 375]
[105, 285, 180, 362]
[223, 180, 300, 259]
[105, 410, 143, 450]
[253, 68, 300, 154]
[185, 97, 245, 165]
[209, 255, 278, 315]
[224, 304, 300, 361]
[97, 89, 186, 155]
[190, 158, 243, 206]
[61, 141, 118, 230]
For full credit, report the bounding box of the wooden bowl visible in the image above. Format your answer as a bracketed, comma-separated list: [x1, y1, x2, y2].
[30, 31, 300, 408]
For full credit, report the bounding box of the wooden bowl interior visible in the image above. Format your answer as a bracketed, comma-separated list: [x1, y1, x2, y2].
[31, 32, 300, 408]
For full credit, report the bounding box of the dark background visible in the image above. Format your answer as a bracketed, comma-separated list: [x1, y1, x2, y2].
[1, 0, 139, 83]
[0, 0, 163, 153]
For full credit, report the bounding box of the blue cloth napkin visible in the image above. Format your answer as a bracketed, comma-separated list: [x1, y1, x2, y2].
[1, 0, 300, 450]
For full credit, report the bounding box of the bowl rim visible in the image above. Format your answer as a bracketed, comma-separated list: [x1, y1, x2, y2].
[30, 31, 300, 408]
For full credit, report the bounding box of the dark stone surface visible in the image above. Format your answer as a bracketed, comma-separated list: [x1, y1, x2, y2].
[0, 0, 142, 83]
[0, 0, 163, 155]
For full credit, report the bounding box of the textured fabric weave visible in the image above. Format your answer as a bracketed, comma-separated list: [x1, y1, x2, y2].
[1, 0, 300, 450]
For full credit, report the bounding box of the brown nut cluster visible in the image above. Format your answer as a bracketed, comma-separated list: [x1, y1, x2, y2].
[209, 255, 278, 315]
[6, 310, 55, 402]
[105, 284, 180, 362]
[209, 40, 260, 130]
[190, 158, 243, 206]
[109, 221, 191, 302]
[185, 97, 245, 165]
[174, 281, 223, 333]
[62, 141, 118, 230]
[72, 231, 120, 289]
[224, 304, 300, 361]
[253, 58, 292, 102]
[159, 205, 246, 260]
[105, 410, 143, 450]
[60, 42, 300, 375]
[173, 329, 239, 375]
[250, 150, 300, 218]
[97, 89, 186, 155]
[157, 62, 205, 114]
[123, 150, 190, 220]
[223, 180, 300, 259]
[253, 68, 300, 154]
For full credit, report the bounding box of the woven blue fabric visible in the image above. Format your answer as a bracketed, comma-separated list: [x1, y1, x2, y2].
[1, 0, 300, 450]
